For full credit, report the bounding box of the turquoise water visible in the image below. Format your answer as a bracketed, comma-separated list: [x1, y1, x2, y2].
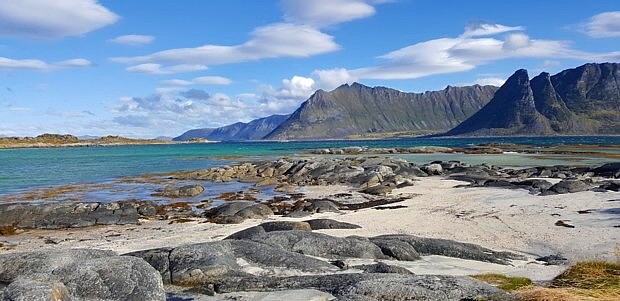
[1, 136, 619, 196]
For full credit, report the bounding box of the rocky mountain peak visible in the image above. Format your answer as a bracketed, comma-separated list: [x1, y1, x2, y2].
[443, 62, 620, 136]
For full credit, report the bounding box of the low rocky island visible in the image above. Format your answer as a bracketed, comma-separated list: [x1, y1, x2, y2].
[0, 133, 176, 149]
[0, 155, 618, 300]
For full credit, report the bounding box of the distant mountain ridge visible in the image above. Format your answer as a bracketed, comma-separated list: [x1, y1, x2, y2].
[175, 62, 619, 141]
[264, 83, 498, 140]
[443, 63, 620, 136]
[173, 114, 290, 141]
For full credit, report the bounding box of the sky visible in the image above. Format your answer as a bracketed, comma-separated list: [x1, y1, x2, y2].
[0, 0, 619, 138]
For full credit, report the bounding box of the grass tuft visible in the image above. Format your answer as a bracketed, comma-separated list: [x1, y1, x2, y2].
[472, 273, 533, 291]
[551, 261, 620, 290]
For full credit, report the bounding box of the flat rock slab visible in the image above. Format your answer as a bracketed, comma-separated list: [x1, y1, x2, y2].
[213, 273, 510, 301]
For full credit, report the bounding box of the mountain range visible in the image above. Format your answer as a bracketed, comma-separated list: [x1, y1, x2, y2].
[443, 63, 619, 136]
[173, 114, 289, 141]
[174, 62, 619, 141]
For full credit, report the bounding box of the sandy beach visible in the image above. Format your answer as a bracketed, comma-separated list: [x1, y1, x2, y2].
[3, 176, 617, 285]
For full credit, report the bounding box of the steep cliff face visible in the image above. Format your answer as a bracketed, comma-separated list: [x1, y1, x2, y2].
[173, 114, 289, 141]
[444, 70, 552, 136]
[550, 63, 620, 134]
[264, 83, 498, 140]
[443, 63, 620, 136]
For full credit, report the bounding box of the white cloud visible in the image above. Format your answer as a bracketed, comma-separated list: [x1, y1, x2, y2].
[0, 0, 118, 39]
[111, 1, 390, 76]
[313, 68, 358, 90]
[473, 77, 505, 87]
[126, 63, 208, 75]
[111, 89, 250, 132]
[113, 23, 339, 67]
[193, 76, 232, 85]
[334, 22, 618, 82]
[108, 34, 155, 46]
[0, 56, 94, 70]
[282, 0, 376, 27]
[581, 11, 620, 38]
[159, 79, 193, 86]
[461, 22, 524, 38]
[260, 75, 317, 100]
[502, 33, 531, 50]
[0, 57, 48, 70]
[55, 58, 94, 68]
[159, 76, 232, 87]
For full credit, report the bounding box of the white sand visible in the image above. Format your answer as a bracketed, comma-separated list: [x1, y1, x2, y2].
[2, 177, 618, 281]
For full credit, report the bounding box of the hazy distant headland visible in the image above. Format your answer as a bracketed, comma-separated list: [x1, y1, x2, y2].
[0, 133, 177, 149]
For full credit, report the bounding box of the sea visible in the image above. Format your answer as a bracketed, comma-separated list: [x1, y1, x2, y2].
[1, 136, 619, 198]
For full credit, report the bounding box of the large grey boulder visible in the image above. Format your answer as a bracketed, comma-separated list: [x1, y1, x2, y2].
[225, 219, 361, 240]
[127, 240, 338, 286]
[153, 184, 204, 198]
[369, 234, 525, 264]
[0, 249, 116, 282]
[590, 162, 620, 178]
[203, 201, 273, 224]
[0, 249, 166, 301]
[226, 230, 387, 260]
[305, 219, 362, 230]
[542, 178, 592, 195]
[52, 256, 165, 301]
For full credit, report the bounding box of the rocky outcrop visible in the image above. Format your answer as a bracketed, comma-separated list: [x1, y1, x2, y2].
[203, 202, 273, 224]
[225, 219, 361, 240]
[264, 82, 498, 140]
[224, 226, 524, 264]
[444, 63, 620, 136]
[227, 230, 388, 260]
[152, 184, 204, 198]
[213, 273, 509, 301]
[0, 249, 165, 301]
[126, 240, 339, 286]
[0, 200, 160, 230]
[172, 156, 426, 193]
[125, 228, 520, 299]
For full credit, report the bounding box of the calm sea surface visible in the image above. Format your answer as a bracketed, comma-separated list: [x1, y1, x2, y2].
[1, 136, 619, 196]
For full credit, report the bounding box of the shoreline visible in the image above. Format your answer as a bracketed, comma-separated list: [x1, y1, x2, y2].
[2, 177, 618, 273]
[1, 156, 618, 300]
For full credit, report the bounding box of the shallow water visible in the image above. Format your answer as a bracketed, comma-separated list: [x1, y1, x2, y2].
[1, 136, 618, 196]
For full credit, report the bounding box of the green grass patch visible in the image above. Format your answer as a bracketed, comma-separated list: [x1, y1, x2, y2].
[472, 273, 533, 291]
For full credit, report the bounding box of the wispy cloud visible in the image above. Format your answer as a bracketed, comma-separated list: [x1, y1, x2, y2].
[0, 57, 93, 70]
[126, 63, 207, 75]
[110, 1, 393, 74]
[282, 0, 376, 28]
[113, 23, 340, 68]
[313, 21, 620, 84]
[580, 11, 620, 38]
[193, 76, 232, 85]
[159, 76, 232, 86]
[108, 34, 155, 46]
[0, 0, 118, 39]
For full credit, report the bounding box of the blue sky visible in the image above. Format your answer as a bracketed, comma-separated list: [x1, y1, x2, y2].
[0, 0, 619, 138]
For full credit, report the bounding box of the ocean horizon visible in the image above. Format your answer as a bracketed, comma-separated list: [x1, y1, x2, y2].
[1, 136, 619, 196]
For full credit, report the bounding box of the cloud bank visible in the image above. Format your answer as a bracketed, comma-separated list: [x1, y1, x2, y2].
[0, 0, 118, 39]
